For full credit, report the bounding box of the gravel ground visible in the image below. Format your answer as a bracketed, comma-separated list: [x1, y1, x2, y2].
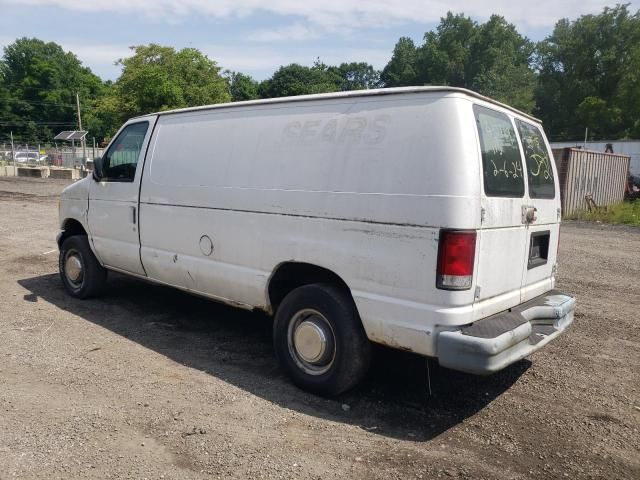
[0, 176, 638, 479]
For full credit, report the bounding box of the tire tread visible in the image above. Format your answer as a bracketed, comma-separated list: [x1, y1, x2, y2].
[273, 283, 371, 396]
[59, 235, 107, 299]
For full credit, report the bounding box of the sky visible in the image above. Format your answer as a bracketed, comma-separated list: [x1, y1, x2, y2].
[0, 0, 637, 81]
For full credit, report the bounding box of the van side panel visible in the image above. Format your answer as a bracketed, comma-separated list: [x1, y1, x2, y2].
[142, 95, 479, 225]
[138, 93, 482, 356]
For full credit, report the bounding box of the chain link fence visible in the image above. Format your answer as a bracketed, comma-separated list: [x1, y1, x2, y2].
[0, 140, 105, 178]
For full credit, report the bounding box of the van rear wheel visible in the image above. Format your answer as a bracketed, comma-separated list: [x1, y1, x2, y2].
[59, 235, 107, 299]
[273, 283, 371, 396]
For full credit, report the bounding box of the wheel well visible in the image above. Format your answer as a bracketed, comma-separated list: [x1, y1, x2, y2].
[268, 262, 352, 312]
[58, 219, 87, 247]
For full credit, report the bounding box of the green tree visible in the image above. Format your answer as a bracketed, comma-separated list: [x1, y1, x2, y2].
[380, 37, 418, 87]
[380, 14, 536, 112]
[0, 82, 12, 144]
[615, 43, 640, 137]
[114, 44, 230, 119]
[0, 37, 104, 143]
[258, 61, 341, 98]
[535, 5, 640, 140]
[82, 82, 121, 143]
[470, 16, 537, 111]
[225, 71, 259, 101]
[331, 62, 381, 90]
[417, 13, 478, 86]
[471, 61, 536, 112]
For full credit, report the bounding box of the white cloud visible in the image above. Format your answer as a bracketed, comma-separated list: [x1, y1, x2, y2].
[314, 47, 391, 70]
[202, 45, 292, 73]
[58, 42, 132, 65]
[202, 44, 390, 75]
[5, 0, 636, 31]
[247, 24, 321, 42]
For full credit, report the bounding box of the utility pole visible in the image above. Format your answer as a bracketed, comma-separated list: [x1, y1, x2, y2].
[10, 131, 16, 176]
[76, 92, 87, 164]
[584, 127, 588, 148]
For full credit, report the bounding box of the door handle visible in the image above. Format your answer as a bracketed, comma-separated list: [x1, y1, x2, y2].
[522, 205, 537, 224]
[131, 206, 137, 224]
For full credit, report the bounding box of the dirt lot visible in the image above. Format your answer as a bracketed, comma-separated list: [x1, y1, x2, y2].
[0, 176, 638, 479]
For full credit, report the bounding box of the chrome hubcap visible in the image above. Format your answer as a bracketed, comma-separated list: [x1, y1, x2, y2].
[294, 321, 329, 363]
[288, 309, 335, 375]
[65, 251, 83, 286]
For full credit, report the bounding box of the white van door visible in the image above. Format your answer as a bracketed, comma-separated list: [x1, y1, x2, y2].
[88, 118, 156, 275]
[472, 105, 528, 315]
[515, 119, 560, 302]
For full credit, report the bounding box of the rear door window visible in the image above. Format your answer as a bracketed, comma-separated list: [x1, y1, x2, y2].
[473, 105, 524, 197]
[515, 119, 555, 199]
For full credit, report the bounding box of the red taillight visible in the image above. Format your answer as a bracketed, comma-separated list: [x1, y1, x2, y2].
[436, 230, 477, 290]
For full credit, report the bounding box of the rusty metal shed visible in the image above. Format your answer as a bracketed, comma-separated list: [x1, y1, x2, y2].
[552, 148, 631, 216]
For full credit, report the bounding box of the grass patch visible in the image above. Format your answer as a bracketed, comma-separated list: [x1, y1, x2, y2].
[566, 200, 640, 226]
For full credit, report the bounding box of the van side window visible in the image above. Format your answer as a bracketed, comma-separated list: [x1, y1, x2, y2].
[515, 120, 555, 199]
[102, 122, 149, 182]
[473, 105, 524, 197]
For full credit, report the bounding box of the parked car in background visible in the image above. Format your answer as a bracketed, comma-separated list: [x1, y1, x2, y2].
[14, 151, 48, 163]
[56, 87, 576, 396]
[0, 150, 12, 161]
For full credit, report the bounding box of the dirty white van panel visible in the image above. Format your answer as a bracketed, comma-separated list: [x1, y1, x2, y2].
[139, 94, 482, 351]
[143, 95, 479, 225]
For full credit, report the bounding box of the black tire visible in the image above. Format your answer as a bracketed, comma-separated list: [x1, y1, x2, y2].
[273, 283, 371, 396]
[59, 235, 107, 299]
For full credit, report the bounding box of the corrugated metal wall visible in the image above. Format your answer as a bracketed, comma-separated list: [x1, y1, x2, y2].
[552, 148, 630, 216]
[550, 140, 640, 176]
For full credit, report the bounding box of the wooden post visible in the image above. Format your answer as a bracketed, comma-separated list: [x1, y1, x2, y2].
[10, 131, 16, 176]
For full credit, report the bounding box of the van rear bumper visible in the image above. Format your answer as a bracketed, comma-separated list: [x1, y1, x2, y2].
[437, 290, 575, 375]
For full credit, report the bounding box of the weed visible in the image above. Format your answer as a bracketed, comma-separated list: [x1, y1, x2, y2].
[566, 200, 640, 226]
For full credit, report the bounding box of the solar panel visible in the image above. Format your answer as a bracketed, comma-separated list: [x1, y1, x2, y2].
[68, 131, 87, 140]
[54, 130, 87, 141]
[54, 131, 74, 140]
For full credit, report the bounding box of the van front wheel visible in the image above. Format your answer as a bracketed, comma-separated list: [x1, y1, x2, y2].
[273, 284, 371, 396]
[59, 235, 107, 299]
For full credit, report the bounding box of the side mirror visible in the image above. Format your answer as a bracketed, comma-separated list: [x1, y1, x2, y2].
[93, 156, 104, 181]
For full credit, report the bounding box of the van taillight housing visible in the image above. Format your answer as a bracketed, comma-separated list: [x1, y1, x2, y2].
[436, 230, 477, 290]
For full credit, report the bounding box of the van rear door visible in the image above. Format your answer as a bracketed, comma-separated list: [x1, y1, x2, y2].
[515, 119, 559, 302]
[473, 105, 528, 316]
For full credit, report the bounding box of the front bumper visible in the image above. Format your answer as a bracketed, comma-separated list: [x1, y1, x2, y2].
[437, 290, 575, 375]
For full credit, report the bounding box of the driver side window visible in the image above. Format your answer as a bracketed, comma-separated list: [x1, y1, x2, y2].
[102, 122, 149, 182]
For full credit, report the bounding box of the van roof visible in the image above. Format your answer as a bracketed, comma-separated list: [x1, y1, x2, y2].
[139, 86, 541, 123]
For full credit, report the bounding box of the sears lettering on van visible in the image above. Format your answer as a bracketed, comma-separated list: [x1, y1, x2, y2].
[57, 87, 575, 396]
[282, 115, 390, 145]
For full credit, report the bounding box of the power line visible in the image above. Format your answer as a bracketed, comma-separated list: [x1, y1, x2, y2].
[0, 122, 77, 126]
[0, 80, 82, 93]
[0, 120, 76, 123]
[1, 99, 76, 107]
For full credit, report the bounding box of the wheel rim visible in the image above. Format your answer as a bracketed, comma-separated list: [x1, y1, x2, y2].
[64, 249, 84, 287]
[287, 308, 336, 376]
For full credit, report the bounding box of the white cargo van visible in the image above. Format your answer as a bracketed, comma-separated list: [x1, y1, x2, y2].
[57, 87, 575, 395]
